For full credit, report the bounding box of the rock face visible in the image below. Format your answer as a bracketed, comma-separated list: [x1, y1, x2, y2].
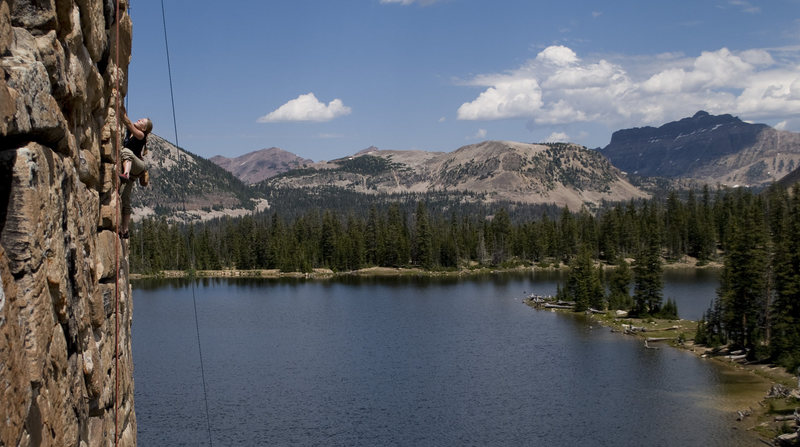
[600, 111, 800, 186]
[1, 0, 136, 445]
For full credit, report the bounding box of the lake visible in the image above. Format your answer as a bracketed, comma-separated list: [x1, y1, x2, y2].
[132, 270, 766, 446]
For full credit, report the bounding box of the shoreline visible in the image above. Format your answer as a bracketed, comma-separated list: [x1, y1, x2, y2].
[129, 258, 723, 280]
[129, 263, 796, 442]
[524, 298, 799, 444]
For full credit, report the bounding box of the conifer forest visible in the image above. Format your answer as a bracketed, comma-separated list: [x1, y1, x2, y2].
[130, 184, 800, 372]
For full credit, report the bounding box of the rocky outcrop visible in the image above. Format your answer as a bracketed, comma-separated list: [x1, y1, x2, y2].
[1, 0, 136, 445]
[600, 111, 800, 186]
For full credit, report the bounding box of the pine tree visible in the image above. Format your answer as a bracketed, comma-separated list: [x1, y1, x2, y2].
[665, 191, 687, 260]
[412, 201, 435, 269]
[607, 256, 633, 310]
[598, 207, 620, 262]
[558, 207, 578, 263]
[490, 208, 513, 264]
[384, 204, 409, 267]
[344, 214, 366, 271]
[365, 205, 381, 266]
[687, 189, 714, 263]
[718, 192, 768, 350]
[632, 218, 663, 316]
[565, 245, 604, 312]
[320, 210, 340, 269]
[769, 184, 800, 369]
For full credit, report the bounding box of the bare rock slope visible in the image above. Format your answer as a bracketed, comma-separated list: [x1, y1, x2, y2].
[265, 141, 648, 209]
[601, 111, 800, 186]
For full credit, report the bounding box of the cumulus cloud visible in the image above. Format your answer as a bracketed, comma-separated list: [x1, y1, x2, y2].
[544, 132, 570, 143]
[727, 0, 761, 14]
[457, 45, 800, 130]
[457, 79, 543, 120]
[535, 45, 579, 66]
[258, 93, 351, 123]
[467, 128, 487, 140]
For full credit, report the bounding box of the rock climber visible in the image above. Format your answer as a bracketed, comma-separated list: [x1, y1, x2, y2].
[118, 111, 153, 239]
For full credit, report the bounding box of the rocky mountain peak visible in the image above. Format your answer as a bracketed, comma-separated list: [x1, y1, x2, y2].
[355, 146, 380, 155]
[601, 111, 799, 185]
[211, 146, 312, 184]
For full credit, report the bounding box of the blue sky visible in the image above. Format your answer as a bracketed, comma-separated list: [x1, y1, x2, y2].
[127, 0, 800, 161]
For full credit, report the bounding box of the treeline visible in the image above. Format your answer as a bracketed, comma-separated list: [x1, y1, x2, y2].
[253, 186, 563, 223]
[129, 184, 800, 371]
[130, 185, 725, 274]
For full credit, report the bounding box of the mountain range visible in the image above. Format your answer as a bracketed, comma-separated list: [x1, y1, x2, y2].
[600, 111, 800, 186]
[132, 112, 800, 221]
[131, 135, 267, 220]
[261, 141, 647, 209]
[210, 148, 312, 185]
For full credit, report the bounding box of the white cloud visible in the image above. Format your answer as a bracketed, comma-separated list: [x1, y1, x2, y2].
[258, 93, 351, 123]
[739, 49, 774, 66]
[457, 79, 543, 120]
[535, 45, 579, 67]
[544, 60, 624, 89]
[544, 132, 570, 143]
[456, 44, 800, 131]
[467, 128, 487, 140]
[728, 0, 761, 14]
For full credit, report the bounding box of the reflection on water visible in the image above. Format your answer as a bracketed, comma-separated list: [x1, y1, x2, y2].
[133, 272, 762, 446]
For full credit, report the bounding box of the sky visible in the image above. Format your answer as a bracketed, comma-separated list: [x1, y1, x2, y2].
[126, 0, 800, 161]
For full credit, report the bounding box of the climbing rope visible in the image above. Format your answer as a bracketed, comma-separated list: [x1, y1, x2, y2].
[160, 1, 214, 445]
[112, 1, 213, 445]
[113, 0, 121, 444]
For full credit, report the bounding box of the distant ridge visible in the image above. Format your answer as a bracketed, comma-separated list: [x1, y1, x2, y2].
[777, 164, 800, 188]
[261, 140, 648, 209]
[600, 111, 800, 186]
[132, 134, 266, 220]
[210, 147, 312, 184]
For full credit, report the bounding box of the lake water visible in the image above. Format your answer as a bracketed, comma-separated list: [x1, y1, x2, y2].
[133, 270, 766, 446]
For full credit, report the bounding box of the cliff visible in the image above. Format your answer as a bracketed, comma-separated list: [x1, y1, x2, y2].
[600, 111, 800, 186]
[1, 0, 136, 445]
